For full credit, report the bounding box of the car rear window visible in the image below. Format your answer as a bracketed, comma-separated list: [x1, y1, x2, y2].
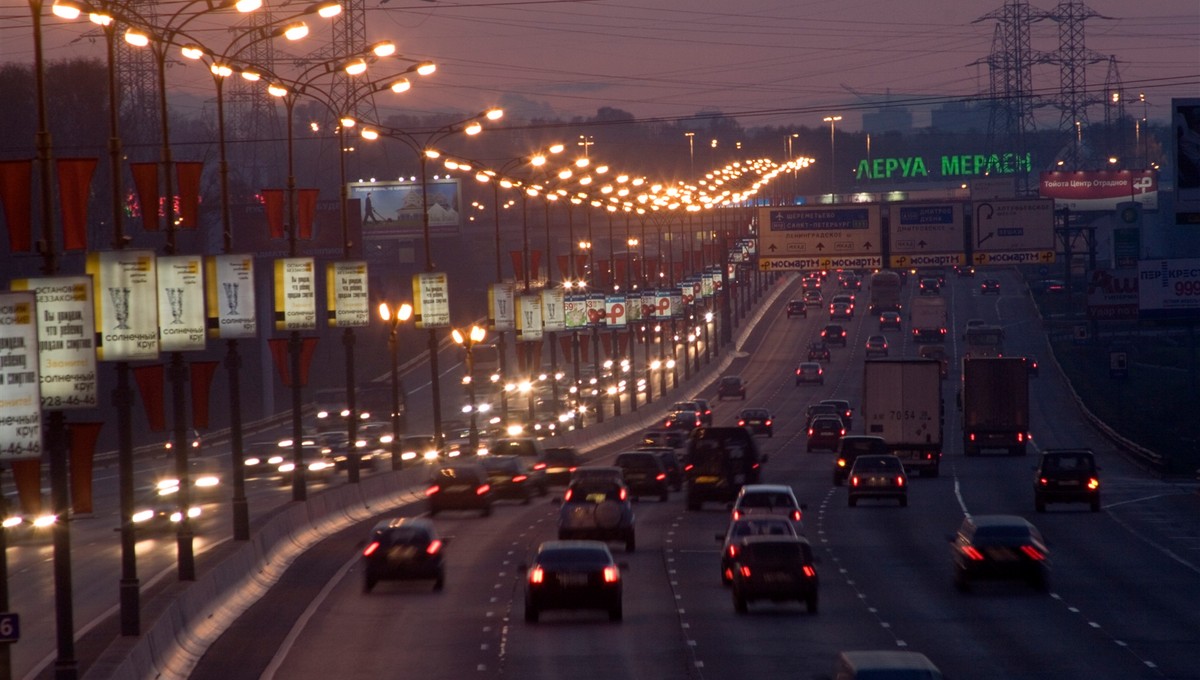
[740, 492, 795, 508]
[744, 541, 812, 561]
[1043, 454, 1093, 471]
[377, 527, 429, 546]
[537, 547, 610, 569]
[493, 440, 537, 456]
[567, 483, 623, 503]
[855, 457, 902, 472]
[732, 520, 794, 537]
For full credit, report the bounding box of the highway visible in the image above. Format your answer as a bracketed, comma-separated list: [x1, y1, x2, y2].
[177, 270, 1200, 680]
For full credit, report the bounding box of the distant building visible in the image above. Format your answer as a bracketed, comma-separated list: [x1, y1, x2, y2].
[863, 107, 913, 134]
[931, 101, 989, 134]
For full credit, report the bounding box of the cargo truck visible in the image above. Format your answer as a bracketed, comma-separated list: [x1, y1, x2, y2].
[909, 296, 947, 343]
[868, 270, 902, 314]
[861, 359, 944, 477]
[960, 357, 1030, 456]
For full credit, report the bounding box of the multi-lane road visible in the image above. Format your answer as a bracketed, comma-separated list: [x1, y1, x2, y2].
[185, 270, 1200, 680]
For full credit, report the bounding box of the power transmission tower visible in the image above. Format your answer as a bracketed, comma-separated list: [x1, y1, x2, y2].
[1047, 1, 1110, 170]
[115, 0, 159, 155]
[227, 10, 284, 192]
[1102, 55, 1128, 160]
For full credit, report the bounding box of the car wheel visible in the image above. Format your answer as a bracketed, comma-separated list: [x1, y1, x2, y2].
[363, 574, 377, 593]
[848, 496, 857, 507]
[806, 593, 818, 614]
[899, 495, 908, 508]
[481, 503, 492, 517]
[608, 603, 623, 622]
[733, 591, 748, 614]
[525, 605, 539, 623]
[1091, 496, 1101, 512]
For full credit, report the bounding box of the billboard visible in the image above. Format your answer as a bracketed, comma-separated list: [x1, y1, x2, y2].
[348, 178, 462, 238]
[10, 277, 97, 410]
[87, 250, 160, 361]
[205, 254, 257, 339]
[758, 205, 883, 271]
[0, 292, 42, 462]
[1039, 170, 1158, 211]
[1086, 269, 1139, 321]
[1138, 258, 1200, 319]
[413, 272, 450, 329]
[1175, 98, 1200, 225]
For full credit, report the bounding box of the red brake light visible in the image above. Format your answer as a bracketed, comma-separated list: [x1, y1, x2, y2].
[1038, 477, 1048, 487]
[850, 476, 860, 487]
[969, 433, 976, 442]
[656, 473, 666, 481]
[426, 539, 442, 555]
[476, 484, 491, 495]
[684, 464, 694, 471]
[896, 476, 905, 486]
[732, 509, 742, 520]
[962, 546, 985, 560]
[563, 488, 574, 501]
[1087, 477, 1100, 490]
[1020, 545, 1046, 561]
[738, 419, 746, 426]
[791, 509, 802, 522]
[533, 462, 546, 470]
[807, 428, 814, 436]
[839, 428, 846, 436]
[802, 565, 816, 578]
[740, 565, 752, 578]
[619, 487, 628, 501]
[529, 566, 545, 584]
[765, 420, 772, 426]
[363, 541, 381, 557]
[425, 485, 441, 496]
[603, 565, 620, 583]
[512, 474, 528, 483]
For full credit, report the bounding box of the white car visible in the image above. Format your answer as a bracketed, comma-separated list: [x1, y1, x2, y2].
[730, 484, 805, 529]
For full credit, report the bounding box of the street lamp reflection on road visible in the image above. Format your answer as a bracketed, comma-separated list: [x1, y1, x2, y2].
[452, 325, 488, 450]
[378, 301, 413, 470]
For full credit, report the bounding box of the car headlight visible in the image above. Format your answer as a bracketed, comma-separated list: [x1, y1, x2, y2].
[245, 457, 261, 466]
[278, 463, 296, 473]
[194, 476, 220, 488]
[2, 516, 23, 529]
[156, 479, 180, 492]
[132, 509, 156, 523]
[268, 455, 284, 465]
[32, 514, 57, 529]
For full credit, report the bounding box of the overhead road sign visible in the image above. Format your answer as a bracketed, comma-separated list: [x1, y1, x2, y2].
[888, 203, 965, 268]
[758, 205, 881, 271]
[971, 198, 1055, 264]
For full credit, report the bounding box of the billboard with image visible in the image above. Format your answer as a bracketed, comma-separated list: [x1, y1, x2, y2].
[349, 178, 462, 237]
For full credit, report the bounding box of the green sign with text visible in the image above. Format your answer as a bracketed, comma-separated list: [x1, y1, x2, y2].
[855, 153, 1032, 181]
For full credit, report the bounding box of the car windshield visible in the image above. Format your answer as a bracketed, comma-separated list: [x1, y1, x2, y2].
[616, 454, 657, 469]
[536, 547, 611, 569]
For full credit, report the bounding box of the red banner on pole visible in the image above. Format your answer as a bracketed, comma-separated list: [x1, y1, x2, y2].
[57, 157, 97, 250]
[261, 189, 285, 239]
[618, 332, 630, 355]
[132, 364, 166, 432]
[68, 421, 104, 514]
[11, 460, 42, 515]
[509, 251, 525, 284]
[576, 255, 588, 280]
[298, 188, 319, 239]
[267, 337, 319, 387]
[0, 159, 33, 251]
[129, 162, 160, 231]
[558, 334, 573, 361]
[557, 254, 570, 281]
[298, 337, 319, 387]
[189, 360, 220, 429]
[600, 333, 613, 358]
[530, 250, 542, 282]
[175, 161, 203, 229]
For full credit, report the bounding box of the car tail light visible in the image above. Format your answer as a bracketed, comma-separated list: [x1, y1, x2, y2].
[704, 409, 712, 416]
[1087, 477, 1100, 490]
[818, 368, 823, 375]
[1020, 545, 1046, 561]
[732, 509, 742, 520]
[969, 433, 976, 442]
[802, 565, 816, 578]
[765, 420, 772, 426]
[426, 539, 442, 555]
[603, 565, 620, 583]
[475, 484, 491, 495]
[839, 428, 846, 436]
[619, 487, 628, 501]
[568, 466, 577, 473]
[663, 420, 671, 427]
[791, 509, 802, 522]
[1038, 477, 1048, 487]
[962, 546, 985, 561]
[895, 476, 905, 486]
[684, 464, 694, 471]
[727, 545, 738, 558]
[850, 476, 860, 487]
[529, 566, 545, 584]
[512, 474, 528, 483]
[563, 488, 574, 501]
[425, 485, 441, 496]
[836, 458, 847, 468]
[533, 462, 547, 470]
[939, 328, 946, 335]
[363, 541, 381, 557]
[656, 473, 666, 481]
[1017, 432, 1025, 442]
[752, 462, 761, 469]
[739, 565, 752, 578]
[738, 419, 746, 426]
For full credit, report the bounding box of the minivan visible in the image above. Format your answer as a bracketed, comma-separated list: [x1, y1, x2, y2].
[682, 427, 766, 511]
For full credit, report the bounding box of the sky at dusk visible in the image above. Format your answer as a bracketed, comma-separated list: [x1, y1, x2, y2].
[0, 0, 1197, 131]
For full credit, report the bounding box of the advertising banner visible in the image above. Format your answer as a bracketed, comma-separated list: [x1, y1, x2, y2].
[702, 273, 715, 298]
[1172, 98, 1200, 224]
[348, 178, 462, 238]
[87, 250, 159, 361]
[541, 288, 565, 333]
[412, 272, 450, 329]
[11, 276, 97, 410]
[157, 255, 206, 352]
[669, 291, 683, 318]
[680, 281, 696, 306]
[326, 261, 370, 327]
[605, 295, 626, 328]
[0, 291, 42, 461]
[274, 258, 318, 331]
[654, 290, 672, 319]
[587, 294, 607, 327]
[205, 254, 256, 339]
[1138, 258, 1200, 319]
[564, 294, 588, 330]
[488, 283, 515, 331]
[626, 292, 642, 323]
[640, 292, 657, 323]
[1038, 170, 1158, 211]
[1086, 269, 1139, 320]
[517, 294, 543, 341]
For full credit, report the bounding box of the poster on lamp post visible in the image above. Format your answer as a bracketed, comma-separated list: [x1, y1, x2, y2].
[412, 272, 450, 329]
[517, 294, 543, 341]
[205, 254, 257, 339]
[0, 291, 43, 462]
[625, 293, 641, 323]
[587, 294, 607, 327]
[640, 292, 656, 323]
[273, 257, 318, 331]
[87, 250, 159, 361]
[489, 283, 515, 331]
[670, 291, 684, 318]
[605, 295, 626, 328]
[702, 273, 715, 298]
[11, 276, 97, 410]
[157, 255, 207, 352]
[564, 294, 588, 330]
[327, 261, 370, 327]
[541, 289, 565, 333]
[655, 290, 672, 319]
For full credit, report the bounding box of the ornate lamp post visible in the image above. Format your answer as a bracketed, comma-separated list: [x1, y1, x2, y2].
[378, 302, 413, 469]
[452, 325, 487, 449]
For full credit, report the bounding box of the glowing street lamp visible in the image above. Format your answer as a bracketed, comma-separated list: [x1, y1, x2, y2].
[379, 301, 413, 469]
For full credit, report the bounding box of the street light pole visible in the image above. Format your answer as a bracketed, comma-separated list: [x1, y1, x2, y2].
[823, 115, 842, 195]
[379, 302, 412, 469]
[453, 325, 487, 449]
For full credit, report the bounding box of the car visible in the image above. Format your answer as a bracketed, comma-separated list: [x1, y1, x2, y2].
[613, 451, 670, 501]
[691, 398, 714, 426]
[833, 651, 945, 680]
[802, 276, 822, 291]
[818, 399, 853, 428]
[964, 318, 986, 333]
[716, 375, 746, 400]
[361, 517, 446, 593]
[557, 479, 636, 552]
[833, 435, 888, 485]
[802, 289, 823, 305]
[949, 514, 1050, 592]
[918, 345, 950, 379]
[426, 463, 494, 517]
[683, 426, 766, 511]
[730, 484, 804, 525]
[1023, 355, 1040, 377]
[162, 428, 203, 455]
[918, 278, 941, 295]
[829, 302, 853, 320]
[668, 400, 702, 419]
[864, 335, 889, 357]
[479, 455, 538, 504]
[152, 456, 224, 503]
[821, 324, 847, 346]
[242, 440, 288, 479]
[715, 516, 799, 585]
[807, 341, 831, 362]
[846, 454, 908, 507]
[1034, 448, 1100, 512]
[321, 431, 382, 472]
[831, 293, 855, 309]
[1039, 279, 1066, 294]
[398, 434, 440, 463]
[638, 447, 683, 491]
[841, 275, 862, 291]
[807, 415, 846, 452]
[785, 299, 808, 318]
[878, 311, 902, 331]
[641, 428, 687, 449]
[542, 446, 584, 486]
[954, 264, 976, 278]
[980, 278, 1001, 295]
[737, 408, 774, 437]
[488, 437, 549, 492]
[522, 540, 624, 623]
[729, 535, 820, 614]
[276, 445, 338, 486]
[129, 487, 201, 536]
[569, 466, 625, 486]
[662, 411, 701, 432]
[804, 403, 843, 429]
[794, 362, 824, 386]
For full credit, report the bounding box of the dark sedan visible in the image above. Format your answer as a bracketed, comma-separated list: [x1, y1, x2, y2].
[523, 540, 624, 623]
[361, 517, 446, 593]
[950, 515, 1050, 592]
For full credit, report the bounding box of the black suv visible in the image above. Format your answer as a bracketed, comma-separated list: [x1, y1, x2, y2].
[785, 299, 808, 318]
[614, 451, 670, 501]
[361, 517, 446, 592]
[833, 435, 887, 485]
[806, 416, 845, 452]
[557, 480, 636, 552]
[426, 463, 493, 516]
[950, 515, 1049, 592]
[729, 535, 819, 614]
[717, 375, 747, 400]
[682, 427, 766, 510]
[807, 341, 831, 362]
[821, 324, 847, 346]
[1034, 448, 1100, 512]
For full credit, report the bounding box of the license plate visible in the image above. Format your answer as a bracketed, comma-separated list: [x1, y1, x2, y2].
[445, 484, 469, 492]
[696, 476, 718, 483]
[986, 548, 1017, 562]
[868, 478, 888, 486]
[762, 572, 793, 583]
[557, 573, 587, 586]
